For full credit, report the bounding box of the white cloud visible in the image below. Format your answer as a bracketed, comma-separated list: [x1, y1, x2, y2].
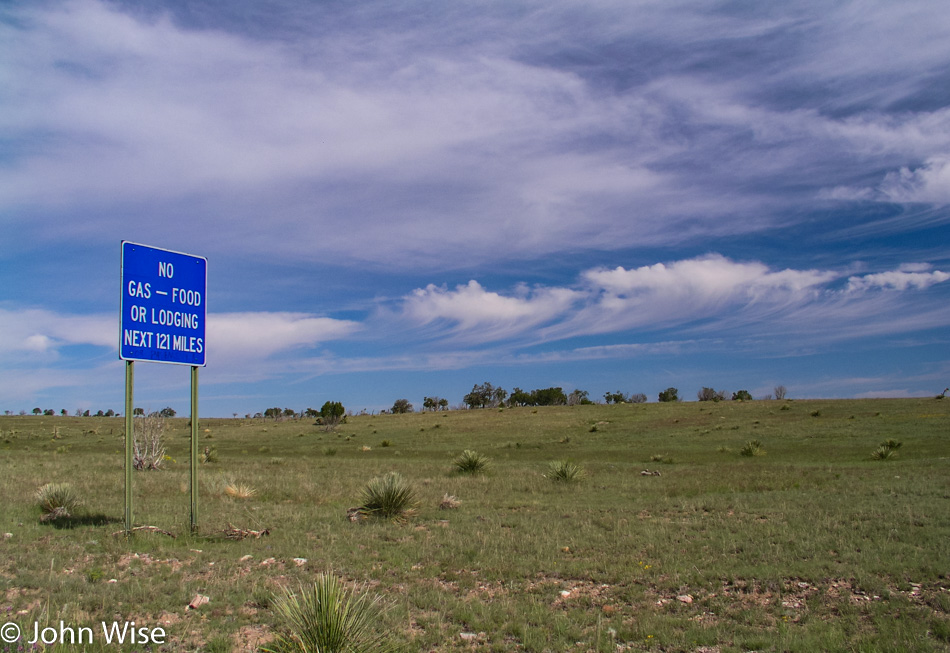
[847, 269, 950, 292]
[879, 157, 950, 204]
[550, 255, 836, 338]
[583, 255, 832, 299]
[400, 281, 580, 342]
[0, 307, 358, 365]
[0, 308, 114, 357]
[207, 312, 360, 360]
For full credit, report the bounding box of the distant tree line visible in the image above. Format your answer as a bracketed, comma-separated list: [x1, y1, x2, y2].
[3, 385, 793, 420]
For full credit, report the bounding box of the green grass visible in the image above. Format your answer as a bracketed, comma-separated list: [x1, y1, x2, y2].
[0, 398, 948, 651]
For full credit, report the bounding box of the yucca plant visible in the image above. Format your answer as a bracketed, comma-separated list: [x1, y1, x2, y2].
[544, 460, 585, 483]
[264, 574, 395, 653]
[739, 439, 766, 457]
[452, 449, 490, 475]
[358, 472, 418, 522]
[35, 483, 83, 522]
[872, 439, 902, 460]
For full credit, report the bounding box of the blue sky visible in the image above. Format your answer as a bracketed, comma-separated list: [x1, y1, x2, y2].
[2, 0, 949, 416]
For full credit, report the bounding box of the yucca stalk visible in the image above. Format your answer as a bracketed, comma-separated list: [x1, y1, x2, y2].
[358, 472, 418, 522]
[265, 574, 394, 653]
[452, 449, 490, 475]
[35, 482, 82, 522]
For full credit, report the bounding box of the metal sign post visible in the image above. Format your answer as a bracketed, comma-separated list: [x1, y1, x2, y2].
[120, 241, 207, 534]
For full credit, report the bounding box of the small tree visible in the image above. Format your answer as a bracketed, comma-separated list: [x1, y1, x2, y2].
[774, 385, 787, 400]
[32, 407, 41, 415]
[464, 382, 507, 409]
[158, 406, 176, 418]
[567, 389, 591, 406]
[319, 401, 345, 431]
[732, 390, 753, 402]
[658, 387, 679, 402]
[508, 387, 533, 407]
[697, 387, 725, 402]
[603, 391, 627, 404]
[391, 399, 413, 414]
[630, 393, 648, 404]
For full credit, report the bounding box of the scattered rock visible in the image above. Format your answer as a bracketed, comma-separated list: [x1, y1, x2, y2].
[188, 594, 210, 610]
[260, 557, 277, 566]
[240, 555, 253, 562]
[293, 558, 307, 567]
[640, 469, 661, 476]
[2, 533, 11, 539]
[677, 594, 693, 604]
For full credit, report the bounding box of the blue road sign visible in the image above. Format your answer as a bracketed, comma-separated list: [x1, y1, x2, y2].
[120, 241, 207, 366]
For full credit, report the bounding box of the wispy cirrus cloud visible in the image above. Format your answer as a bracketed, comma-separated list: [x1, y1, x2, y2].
[395, 255, 949, 346]
[4, 0, 949, 273]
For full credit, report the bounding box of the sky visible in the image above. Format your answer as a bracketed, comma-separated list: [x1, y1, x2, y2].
[2, 0, 949, 416]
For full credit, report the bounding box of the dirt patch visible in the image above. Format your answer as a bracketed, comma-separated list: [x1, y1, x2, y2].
[232, 624, 272, 652]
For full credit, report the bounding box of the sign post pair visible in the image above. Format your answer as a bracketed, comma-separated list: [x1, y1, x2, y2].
[120, 241, 207, 533]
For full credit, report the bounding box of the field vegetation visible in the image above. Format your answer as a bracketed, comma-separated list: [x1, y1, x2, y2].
[0, 398, 948, 651]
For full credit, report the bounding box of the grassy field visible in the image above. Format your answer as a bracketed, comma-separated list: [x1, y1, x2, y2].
[1, 398, 949, 652]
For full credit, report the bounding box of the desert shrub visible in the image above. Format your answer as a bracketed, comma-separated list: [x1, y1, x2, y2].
[200, 446, 218, 463]
[739, 440, 766, 457]
[35, 483, 83, 522]
[133, 414, 166, 470]
[358, 472, 418, 522]
[225, 481, 256, 499]
[453, 449, 490, 475]
[264, 574, 394, 653]
[544, 460, 585, 483]
[439, 493, 461, 510]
